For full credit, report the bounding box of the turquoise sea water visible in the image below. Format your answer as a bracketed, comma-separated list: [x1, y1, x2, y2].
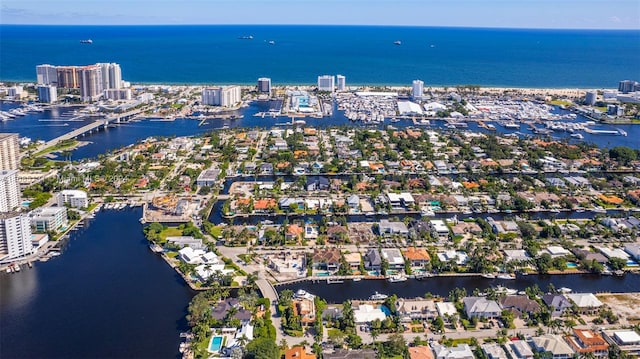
[1, 25, 639, 87]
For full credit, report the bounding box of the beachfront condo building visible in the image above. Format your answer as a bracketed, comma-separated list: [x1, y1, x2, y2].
[37, 85, 58, 104]
[412, 80, 424, 100]
[618, 80, 639, 94]
[0, 170, 20, 213]
[36, 64, 58, 86]
[201, 86, 242, 107]
[318, 75, 335, 92]
[97, 63, 123, 90]
[336, 75, 346, 91]
[585, 91, 597, 106]
[0, 133, 20, 171]
[258, 78, 272, 94]
[79, 65, 104, 102]
[56, 66, 80, 89]
[0, 212, 33, 262]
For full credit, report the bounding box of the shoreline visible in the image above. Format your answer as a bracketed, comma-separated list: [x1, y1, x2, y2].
[0, 82, 615, 93]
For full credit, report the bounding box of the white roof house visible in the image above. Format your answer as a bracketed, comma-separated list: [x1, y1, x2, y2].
[435, 302, 457, 317]
[624, 244, 640, 261]
[463, 297, 502, 318]
[598, 247, 630, 260]
[353, 304, 387, 323]
[179, 247, 206, 264]
[613, 330, 640, 345]
[437, 250, 468, 265]
[564, 293, 603, 309]
[530, 335, 574, 358]
[432, 344, 474, 359]
[545, 246, 571, 257]
[503, 249, 531, 262]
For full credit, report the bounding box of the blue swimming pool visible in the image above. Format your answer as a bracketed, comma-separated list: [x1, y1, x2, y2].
[566, 262, 578, 269]
[316, 271, 330, 277]
[379, 305, 392, 316]
[209, 335, 224, 352]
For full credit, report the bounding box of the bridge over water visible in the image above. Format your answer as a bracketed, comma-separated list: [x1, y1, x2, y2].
[29, 107, 148, 155]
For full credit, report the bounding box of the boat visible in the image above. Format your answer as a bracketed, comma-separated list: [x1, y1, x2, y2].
[387, 274, 407, 283]
[570, 133, 584, 139]
[496, 274, 515, 280]
[369, 292, 388, 300]
[493, 285, 518, 295]
[559, 287, 572, 294]
[294, 120, 306, 125]
[549, 209, 560, 213]
[486, 124, 497, 131]
[352, 278, 362, 282]
[268, 40, 276, 45]
[393, 40, 402, 45]
[80, 39, 93, 44]
[49, 251, 61, 256]
[327, 278, 344, 284]
[481, 273, 496, 279]
[614, 270, 625, 277]
[421, 208, 435, 217]
[149, 244, 163, 253]
[239, 35, 254, 40]
[503, 122, 520, 129]
[592, 207, 607, 214]
[390, 118, 400, 123]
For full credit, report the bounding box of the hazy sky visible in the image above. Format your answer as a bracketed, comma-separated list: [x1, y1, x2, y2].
[1, 0, 639, 29]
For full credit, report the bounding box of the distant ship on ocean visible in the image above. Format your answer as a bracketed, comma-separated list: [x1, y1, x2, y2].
[394, 40, 402, 45]
[80, 39, 93, 44]
[238, 35, 253, 40]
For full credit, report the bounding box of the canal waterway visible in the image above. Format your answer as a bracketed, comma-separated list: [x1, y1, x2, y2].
[275, 274, 640, 304]
[2, 100, 639, 161]
[0, 208, 194, 359]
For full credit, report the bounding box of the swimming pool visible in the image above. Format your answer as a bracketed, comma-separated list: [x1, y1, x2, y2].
[209, 335, 224, 352]
[566, 262, 578, 269]
[316, 271, 330, 277]
[379, 305, 392, 316]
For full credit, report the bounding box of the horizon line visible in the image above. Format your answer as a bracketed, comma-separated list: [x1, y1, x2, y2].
[1, 23, 639, 31]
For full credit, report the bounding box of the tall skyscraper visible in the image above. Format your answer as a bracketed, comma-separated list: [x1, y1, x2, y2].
[412, 80, 424, 100]
[257, 78, 272, 94]
[201, 86, 242, 107]
[0, 170, 20, 213]
[584, 91, 597, 106]
[317, 75, 335, 92]
[36, 64, 58, 86]
[0, 212, 33, 261]
[56, 66, 80, 88]
[78, 65, 103, 102]
[0, 134, 19, 171]
[97, 63, 122, 89]
[336, 75, 346, 91]
[37, 85, 58, 103]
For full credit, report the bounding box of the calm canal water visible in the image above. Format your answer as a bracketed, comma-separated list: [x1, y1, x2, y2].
[0, 208, 194, 359]
[277, 274, 640, 304]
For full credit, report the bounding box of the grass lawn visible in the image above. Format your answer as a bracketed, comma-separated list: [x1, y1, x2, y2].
[158, 227, 184, 241]
[208, 225, 223, 238]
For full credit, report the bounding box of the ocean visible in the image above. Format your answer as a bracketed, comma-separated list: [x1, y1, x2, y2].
[1, 25, 639, 87]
